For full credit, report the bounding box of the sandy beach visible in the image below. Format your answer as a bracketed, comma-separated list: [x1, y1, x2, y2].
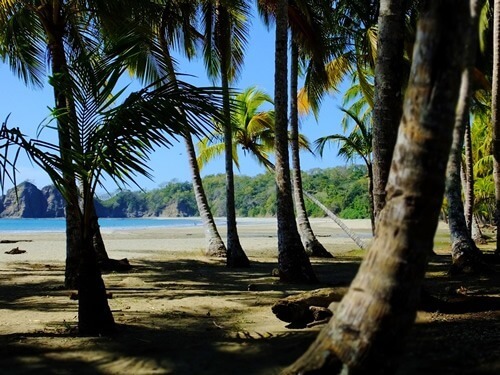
[0, 218, 498, 375]
[0, 218, 374, 264]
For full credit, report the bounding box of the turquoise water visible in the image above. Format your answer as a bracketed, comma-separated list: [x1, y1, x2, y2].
[0, 218, 204, 233]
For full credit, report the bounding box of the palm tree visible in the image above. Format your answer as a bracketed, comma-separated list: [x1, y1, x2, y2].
[0, 46, 224, 335]
[274, 0, 316, 282]
[197, 86, 276, 171]
[315, 107, 374, 233]
[284, 1, 468, 371]
[0, 0, 138, 287]
[200, 0, 250, 267]
[99, 1, 228, 259]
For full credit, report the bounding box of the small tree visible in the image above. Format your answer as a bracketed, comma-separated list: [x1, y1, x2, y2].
[0, 49, 223, 335]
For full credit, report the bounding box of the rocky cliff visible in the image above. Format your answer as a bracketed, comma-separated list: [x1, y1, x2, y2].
[0, 182, 65, 218]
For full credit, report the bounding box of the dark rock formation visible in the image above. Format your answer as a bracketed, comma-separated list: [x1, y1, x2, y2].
[0, 182, 48, 218]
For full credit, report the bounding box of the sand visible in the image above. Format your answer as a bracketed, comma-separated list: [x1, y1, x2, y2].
[0, 218, 499, 374]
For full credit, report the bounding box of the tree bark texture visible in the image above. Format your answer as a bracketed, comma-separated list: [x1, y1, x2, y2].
[283, 1, 467, 373]
[274, 0, 316, 283]
[290, 40, 332, 259]
[463, 119, 475, 233]
[78, 229, 115, 335]
[493, 0, 500, 256]
[371, 0, 405, 226]
[219, 5, 249, 268]
[40, 3, 83, 289]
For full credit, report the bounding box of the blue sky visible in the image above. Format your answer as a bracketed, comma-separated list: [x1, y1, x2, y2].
[0, 11, 349, 193]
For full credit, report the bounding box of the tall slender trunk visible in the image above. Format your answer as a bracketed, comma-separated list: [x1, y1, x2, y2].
[289, 40, 332, 259]
[371, 0, 405, 225]
[492, 0, 500, 256]
[42, 5, 83, 289]
[304, 191, 368, 251]
[446, 0, 484, 274]
[158, 20, 226, 257]
[463, 119, 475, 232]
[284, 1, 467, 372]
[219, 6, 249, 268]
[274, 0, 316, 283]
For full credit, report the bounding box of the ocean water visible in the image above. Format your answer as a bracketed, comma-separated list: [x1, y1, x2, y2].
[0, 217, 204, 233]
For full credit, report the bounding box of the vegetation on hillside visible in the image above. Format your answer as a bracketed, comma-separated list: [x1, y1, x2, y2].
[97, 165, 370, 219]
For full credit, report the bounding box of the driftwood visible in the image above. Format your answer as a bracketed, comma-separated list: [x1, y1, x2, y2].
[271, 287, 348, 328]
[4, 247, 26, 255]
[0, 239, 33, 244]
[272, 287, 500, 328]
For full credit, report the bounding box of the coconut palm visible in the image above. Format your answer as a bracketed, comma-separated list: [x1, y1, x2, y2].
[284, 1, 468, 371]
[0, 0, 137, 287]
[0, 45, 224, 334]
[200, 0, 250, 267]
[197, 86, 276, 171]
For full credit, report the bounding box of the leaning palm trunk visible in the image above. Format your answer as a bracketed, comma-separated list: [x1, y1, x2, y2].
[158, 29, 226, 258]
[274, 0, 316, 283]
[304, 191, 367, 251]
[371, 0, 405, 225]
[290, 40, 332, 258]
[446, 0, 485, 274]
[284, 1, 466, 372]
[185, 135, 227, 257]
[493, 0, 500, 257]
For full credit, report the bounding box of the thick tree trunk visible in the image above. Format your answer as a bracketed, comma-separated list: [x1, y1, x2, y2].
[219, 6, 249, 268]
[371, 0, 405, 225]
[493, 0, 500, 256]
[274, 0, 316, 283]
[283, 1, 467, 372]
[290, 40, 332, 259]
[78, 218, 115, 335]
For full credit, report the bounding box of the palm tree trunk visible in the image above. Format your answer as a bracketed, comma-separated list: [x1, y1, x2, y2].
[493, 0, 500, 257]
[304, 191, 367, 251]
[274, 0, 316, 283]
[158, 23, 226, 258]
[78, 193, 114, 335]
[43, 4, 114, 332]
[371, 0, 405, 225]
[289, 39, 332, 258]
[284, 1, 467, 372]
[446, 0, 485, 274]
[219, 5, 249, 268]
[43, 8, 83, 289]
[463, 119, 475, 233]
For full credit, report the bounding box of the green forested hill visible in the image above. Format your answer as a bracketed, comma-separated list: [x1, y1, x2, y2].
[96, 165, 370, 219]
